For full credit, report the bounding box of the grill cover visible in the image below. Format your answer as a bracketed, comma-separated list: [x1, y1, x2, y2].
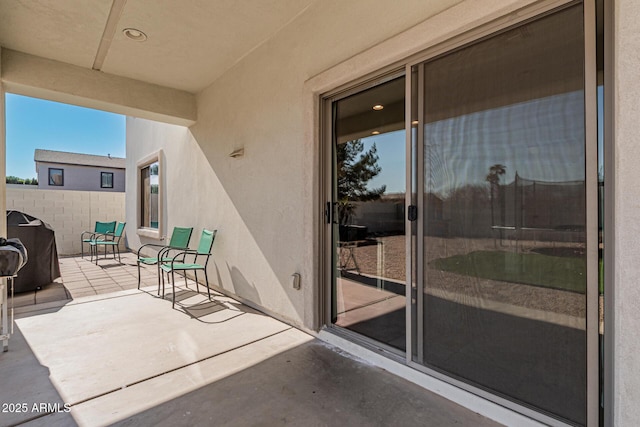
[6, 210, 61, 293]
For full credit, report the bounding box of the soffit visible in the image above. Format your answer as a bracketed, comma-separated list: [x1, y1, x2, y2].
[0, 0, 315, 93]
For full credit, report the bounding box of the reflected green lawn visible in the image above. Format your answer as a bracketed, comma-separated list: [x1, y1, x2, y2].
[431, 250, 586, 293]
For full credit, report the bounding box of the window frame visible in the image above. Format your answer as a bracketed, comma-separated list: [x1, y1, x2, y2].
[136, 150, 164, 239]
[48, 168, 64, 186]
[101, 171, 114, 189]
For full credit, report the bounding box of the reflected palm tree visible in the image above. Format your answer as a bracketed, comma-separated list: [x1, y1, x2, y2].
[486, 164, 506, 229]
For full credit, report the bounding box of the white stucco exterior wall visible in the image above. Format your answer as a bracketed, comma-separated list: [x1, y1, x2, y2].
[126, 118, 305, 324]
[614, 0, 640, 424]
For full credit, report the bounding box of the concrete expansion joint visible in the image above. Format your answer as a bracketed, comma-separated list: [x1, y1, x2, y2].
[63, 326, 295, 409]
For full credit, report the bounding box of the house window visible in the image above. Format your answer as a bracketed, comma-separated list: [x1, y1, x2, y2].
[48, 168, 64, 186]
[137, 150, 163, 239]
[101, 172, 114, 188]
[140, 163, 159, 229]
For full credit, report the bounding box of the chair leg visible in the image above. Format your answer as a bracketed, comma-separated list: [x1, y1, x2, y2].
[161, 270, 164, 297]
[171, 270, 176, 308]
[194, 272, 200, 294]
[156, 263, 161, 296]
[137, 261, 141, 290]
[204, 269, 211, 301]
[160, 268, 165, 298]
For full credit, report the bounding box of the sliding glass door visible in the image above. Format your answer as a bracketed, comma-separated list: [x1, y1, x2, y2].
[411, 4, 592, 425]
[329, 75, 407, 352]
[326, 2, 596, 425]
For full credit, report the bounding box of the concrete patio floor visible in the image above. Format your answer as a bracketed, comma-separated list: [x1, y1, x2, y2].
[1, 254, 501, 427]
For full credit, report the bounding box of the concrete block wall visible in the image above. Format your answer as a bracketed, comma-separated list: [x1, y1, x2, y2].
[6, 187, 126, 255]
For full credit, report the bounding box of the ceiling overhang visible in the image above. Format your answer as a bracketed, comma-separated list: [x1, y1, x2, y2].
[1, 48, 197, 127]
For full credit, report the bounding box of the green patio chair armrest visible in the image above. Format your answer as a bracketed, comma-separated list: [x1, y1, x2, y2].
[169, 249, 213, 266]
[158, 246, 176, 258]
[90, 233, 118, 245]
[92, 231, 115, 242]
[81, 230, 98, 240]
[137, 242, 170, 257]
[159, 246, 192, 262]
[168, 249, 199, 265]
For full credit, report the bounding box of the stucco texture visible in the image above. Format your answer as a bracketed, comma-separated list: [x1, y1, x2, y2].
[614, 0, 640, 425]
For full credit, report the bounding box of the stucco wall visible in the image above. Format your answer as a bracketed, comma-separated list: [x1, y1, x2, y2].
[614, 0, 640, 424]
[36, 162, 125, 192]
[7, 186, 126, 255]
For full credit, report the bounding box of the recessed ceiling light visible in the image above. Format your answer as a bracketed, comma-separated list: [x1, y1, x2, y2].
[372, 131, 380, 135]
[372, 105, 384, 111]
[411, 120, 419, 125]
[123, 28, 147, 42]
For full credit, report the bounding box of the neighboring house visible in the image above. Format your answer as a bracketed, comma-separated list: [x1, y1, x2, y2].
[34, 149, 125, 192]
[2, 1, 640, 426]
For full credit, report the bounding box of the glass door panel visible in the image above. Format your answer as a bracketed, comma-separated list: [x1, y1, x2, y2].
[331, 76, 407, 351]
[414, 4, 588, 425]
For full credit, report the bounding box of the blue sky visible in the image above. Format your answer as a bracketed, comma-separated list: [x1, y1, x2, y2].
[361, 130, 406, 194]
[6, 94, 125, 179]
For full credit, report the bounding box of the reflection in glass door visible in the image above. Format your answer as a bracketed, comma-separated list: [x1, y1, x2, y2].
[412, 4, 591, 425]
[330, 76, 407, 352]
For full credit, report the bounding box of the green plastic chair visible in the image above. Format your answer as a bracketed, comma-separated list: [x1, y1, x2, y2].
[136, 226, 194, 295]
[89, 221, 126, 264]
[80, 221, 116, 258]
[160, 229, 217, 308]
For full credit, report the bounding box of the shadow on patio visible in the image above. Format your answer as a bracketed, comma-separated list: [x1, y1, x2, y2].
[1, 253, 500, 427]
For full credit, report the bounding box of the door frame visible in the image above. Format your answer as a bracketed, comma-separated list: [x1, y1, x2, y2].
[321, 68, 408, 359]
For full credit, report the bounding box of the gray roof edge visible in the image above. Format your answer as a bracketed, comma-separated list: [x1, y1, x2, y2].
[34, 149, 126, 169]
